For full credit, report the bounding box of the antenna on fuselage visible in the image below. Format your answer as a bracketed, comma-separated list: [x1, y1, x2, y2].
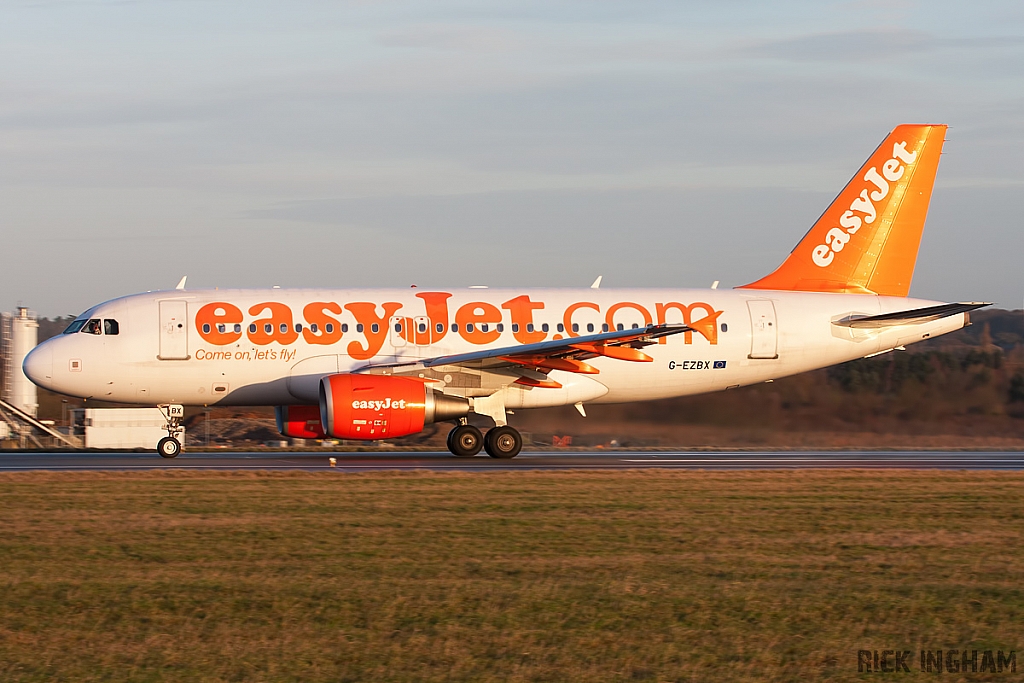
[175, 276, 187, 291]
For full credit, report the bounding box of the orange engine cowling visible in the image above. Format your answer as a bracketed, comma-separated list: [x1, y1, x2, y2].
[275, 405, 326, 439]
[319, 374, 470, 440]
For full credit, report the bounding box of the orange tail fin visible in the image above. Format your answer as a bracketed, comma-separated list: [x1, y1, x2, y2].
[740, 124, 947, 296]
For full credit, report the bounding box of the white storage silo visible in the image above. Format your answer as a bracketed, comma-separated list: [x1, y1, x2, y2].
[6, 308, 39, 417]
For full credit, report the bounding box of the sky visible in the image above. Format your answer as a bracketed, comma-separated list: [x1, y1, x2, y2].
[2, 0, 1022, 317]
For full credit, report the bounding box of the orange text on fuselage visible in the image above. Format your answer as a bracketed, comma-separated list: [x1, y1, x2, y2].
[195, 294, 723, 359]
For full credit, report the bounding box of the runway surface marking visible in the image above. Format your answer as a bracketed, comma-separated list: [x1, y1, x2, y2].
[2, 451, 1024, 471]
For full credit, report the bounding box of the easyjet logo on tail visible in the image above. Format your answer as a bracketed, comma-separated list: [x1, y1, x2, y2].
[812, 141, 918, 268]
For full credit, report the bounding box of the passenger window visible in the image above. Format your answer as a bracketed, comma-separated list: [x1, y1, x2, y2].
[496, 323, 503, 333]
[541, 323, 549, 333]
[264, 323, 273, 334]
[451, 323, 458, 332]
[82, 319, 102, 335]
[602, 323, 609, 332]
[203, 323, 212, 334]
[295, 323, 303, 333]
[480, 324, 488, 333]
[356, 324, 364, 333]
[616, 323, 623, 331]
[572, 323, 579, 333]
[587, 323, 595, 333]
[310, 323, 319, 334]
[527, 323, 534, 333]
[418, 323, 427, 333]
[721, 323, 728, 332]
[512, 323, 520, 333]
[104, 319, 119, 335]
[216, 323, 225, 334]
[326, 323, 334, 334]
[557, 323, 565, 333]
[64, 319, 87, 334]
[436, 323, 444, 333]
[466, 323, 474, 333]
[371, 323, 379, 333]
[341, 323, 347, 333]
[279, 323, 288, 333]
[631, 323, 639, 329]
[249, 324, 257, 334]
[233, 324, 242, 334]
[395, 323, 402, 333]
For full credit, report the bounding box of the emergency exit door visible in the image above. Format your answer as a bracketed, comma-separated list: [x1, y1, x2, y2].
[747, 300, 778, 359]
[158, 300, 190, 360]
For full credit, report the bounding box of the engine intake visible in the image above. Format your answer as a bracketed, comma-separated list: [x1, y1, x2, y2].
[319, 374, 469, 440]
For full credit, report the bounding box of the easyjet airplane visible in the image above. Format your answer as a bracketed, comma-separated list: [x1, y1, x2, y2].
[24, 124, 986, 458]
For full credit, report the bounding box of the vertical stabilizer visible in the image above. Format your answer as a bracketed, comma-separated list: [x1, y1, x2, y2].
[740, 124, 947, 296]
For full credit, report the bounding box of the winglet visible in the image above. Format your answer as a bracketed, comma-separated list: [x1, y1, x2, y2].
[591, 276, 603, 289]
[739, 124, 947, 297]
[175, 276, 187, 291]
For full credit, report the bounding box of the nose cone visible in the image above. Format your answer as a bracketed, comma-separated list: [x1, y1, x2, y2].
[23, 343, 53, 390]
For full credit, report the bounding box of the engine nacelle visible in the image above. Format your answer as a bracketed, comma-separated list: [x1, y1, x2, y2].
[319, 374, 470, 440]
[275, 405, 326, 439]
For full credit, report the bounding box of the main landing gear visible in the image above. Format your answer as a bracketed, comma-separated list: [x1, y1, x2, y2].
[446, 422, 523, 459]
[157, 404, 185, 459]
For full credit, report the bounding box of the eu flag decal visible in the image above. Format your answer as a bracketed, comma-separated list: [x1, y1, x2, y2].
[713, 360, 727, 369]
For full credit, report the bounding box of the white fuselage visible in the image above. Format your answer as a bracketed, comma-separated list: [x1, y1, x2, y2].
[24, 287, 965, 410]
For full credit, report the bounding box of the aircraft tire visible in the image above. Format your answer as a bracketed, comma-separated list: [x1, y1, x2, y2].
[448, 425, 483, 457]
[484, 426, 522, 459]
[157, 437, 181, 459]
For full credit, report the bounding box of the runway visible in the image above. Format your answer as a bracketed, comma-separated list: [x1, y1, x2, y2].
[2, 450, 1024, 471]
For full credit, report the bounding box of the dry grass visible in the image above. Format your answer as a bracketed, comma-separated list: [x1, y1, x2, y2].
[1, 470, 1022, 682]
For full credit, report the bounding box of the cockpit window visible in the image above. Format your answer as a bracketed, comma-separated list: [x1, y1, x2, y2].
[82, 319, 102, 335]
[63, 319, 87, 334]
[103, 319, 119, 335]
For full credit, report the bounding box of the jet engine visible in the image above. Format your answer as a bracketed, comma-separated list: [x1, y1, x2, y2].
[319, 374, 469, 440]
[275, 405, 326, 439]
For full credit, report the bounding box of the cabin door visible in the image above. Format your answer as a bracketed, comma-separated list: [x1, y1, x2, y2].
[747, 300, 778, 359]
[158, 300, 190, 360]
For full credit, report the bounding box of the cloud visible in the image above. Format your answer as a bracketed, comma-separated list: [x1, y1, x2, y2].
[745, 29, 937, 62]
[745, 29, 1024, 63]
[378, 24, 521, 53]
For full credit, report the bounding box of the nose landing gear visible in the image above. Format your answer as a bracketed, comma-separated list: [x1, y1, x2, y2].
[157, 404, 185, 459]
[157, 436, 182, 458]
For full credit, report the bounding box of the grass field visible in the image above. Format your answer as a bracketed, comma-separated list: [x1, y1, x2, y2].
[1, 470, 1022, 682]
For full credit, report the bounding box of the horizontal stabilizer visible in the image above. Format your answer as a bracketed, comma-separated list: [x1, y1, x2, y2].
[832, 302, 990, 329]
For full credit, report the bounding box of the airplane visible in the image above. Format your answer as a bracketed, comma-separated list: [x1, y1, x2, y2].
[23, 124, 988, 459]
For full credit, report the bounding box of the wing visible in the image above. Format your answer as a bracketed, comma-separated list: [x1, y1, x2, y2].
[356, 323, 690, 385]
[832, 302, 990, 329]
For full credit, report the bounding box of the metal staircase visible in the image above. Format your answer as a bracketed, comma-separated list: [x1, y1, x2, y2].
[0, 398, 82, 448]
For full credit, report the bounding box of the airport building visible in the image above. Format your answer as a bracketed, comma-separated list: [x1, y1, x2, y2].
[69, 407, 181, 449]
